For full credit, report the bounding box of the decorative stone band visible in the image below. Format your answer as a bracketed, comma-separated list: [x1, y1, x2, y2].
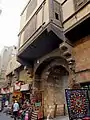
[59, 42, 76, 88]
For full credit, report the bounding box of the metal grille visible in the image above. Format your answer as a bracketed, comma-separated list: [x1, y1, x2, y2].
[74, 0, 89, 10]
[26, 0, 37, 20]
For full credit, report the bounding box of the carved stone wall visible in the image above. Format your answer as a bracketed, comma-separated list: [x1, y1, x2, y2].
[73, 35, 90, 84]
[39, 63, 69, 117]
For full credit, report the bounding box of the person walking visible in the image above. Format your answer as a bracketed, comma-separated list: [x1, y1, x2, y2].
[13, 100, 19, 120]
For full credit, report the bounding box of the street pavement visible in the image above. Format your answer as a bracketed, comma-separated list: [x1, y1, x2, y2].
[0, 109, 69, 120]
[0, 112, 69, 120]
[54, 116, 69, 120]
[0, 111, 13, 120]
[46, 116, 69, 120]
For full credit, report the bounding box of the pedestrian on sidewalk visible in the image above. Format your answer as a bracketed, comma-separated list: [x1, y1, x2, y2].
[13, 100, 19, 120]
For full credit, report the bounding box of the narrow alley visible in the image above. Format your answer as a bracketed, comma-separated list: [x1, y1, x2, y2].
[0, 0, 90, 120]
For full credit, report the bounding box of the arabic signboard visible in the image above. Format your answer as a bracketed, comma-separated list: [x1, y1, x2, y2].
[1, 88, 6, 94]
[20, 84, 29, 91]
[14, 82, 21, 90]
[35, 102, 41, 107]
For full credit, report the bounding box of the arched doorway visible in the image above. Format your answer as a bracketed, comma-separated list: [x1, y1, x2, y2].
[34, 58, 69, 117]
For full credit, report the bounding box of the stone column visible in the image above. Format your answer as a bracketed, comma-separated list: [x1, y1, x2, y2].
[32, 75, 40, 94]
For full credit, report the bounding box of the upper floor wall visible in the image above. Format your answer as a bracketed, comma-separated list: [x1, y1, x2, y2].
[18, 0, 63, 47]
[19, 0, 50, 32]
[6, 56, 21, 76]
[19, 0, 64, 31]
[63, 0, 90, 32]
[18, 0, 90, 47]
[19, 0, 90, 30]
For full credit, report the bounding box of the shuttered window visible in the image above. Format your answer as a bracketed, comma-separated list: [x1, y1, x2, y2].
[53, 0, 62, 27]
[24, 15, 37, 42]
[26, 0, 37, 20]
[74, 0, 88, 10]
[53, 0, 61, 21]
[76, 0, 84, 6]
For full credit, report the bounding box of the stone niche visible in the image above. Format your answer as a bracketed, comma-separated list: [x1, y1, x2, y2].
[40, 65, 69, 117]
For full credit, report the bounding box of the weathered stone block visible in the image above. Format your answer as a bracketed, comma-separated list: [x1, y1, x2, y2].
[73, 36, 90, 72]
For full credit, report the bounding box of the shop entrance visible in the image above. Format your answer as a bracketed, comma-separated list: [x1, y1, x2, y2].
[22, 91, 30, 102]
[13, 91, 22, 102]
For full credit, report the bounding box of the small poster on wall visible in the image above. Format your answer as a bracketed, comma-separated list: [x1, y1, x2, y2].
[35, 102, 41, 107]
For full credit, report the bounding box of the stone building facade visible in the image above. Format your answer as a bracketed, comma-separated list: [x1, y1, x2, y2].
[6, 55, 33, 103]
[17, 0, 90, 117]
[6, 55, 33, 86]
[73, 36, 90, 84]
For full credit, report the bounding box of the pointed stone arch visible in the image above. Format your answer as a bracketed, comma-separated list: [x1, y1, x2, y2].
[33, 55, 69, 117]
[34, 56, 69, 77]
